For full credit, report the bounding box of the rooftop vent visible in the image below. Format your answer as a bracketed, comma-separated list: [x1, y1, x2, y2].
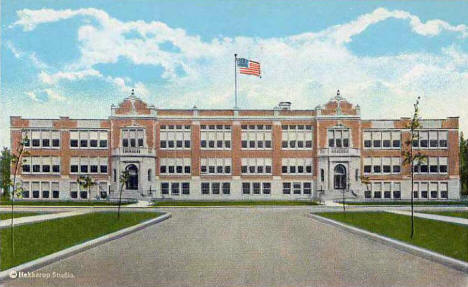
[278, 102, 292, 110]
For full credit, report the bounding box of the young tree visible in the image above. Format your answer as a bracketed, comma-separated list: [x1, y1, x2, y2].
[1, 148, 12, 200]
[460, 133, 468, 196]
[10, 136, 29, 255]
[117, 170, 130, 219]
[77, 175, 97, 203]
[402, 96, 427, 239]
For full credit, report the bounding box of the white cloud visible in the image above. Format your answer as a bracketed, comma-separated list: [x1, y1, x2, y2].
[8, 6, 468, 138]
[39, 69, 102, 84]
[44, 89, 66, 102]
[25, 91, 40, 102]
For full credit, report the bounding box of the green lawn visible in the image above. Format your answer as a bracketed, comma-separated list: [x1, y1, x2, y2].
[342, 201, 468, 206]
[153, 200, 319, 207]
[0, 200, 135, 206]
[0, 211, 162, 270]
[0, 212, 40, 220]
[317, 212, 468, 262]
[420, 211, 468, 219]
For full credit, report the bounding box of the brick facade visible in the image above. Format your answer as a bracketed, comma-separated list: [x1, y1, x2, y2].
[10, 91, 460, 201]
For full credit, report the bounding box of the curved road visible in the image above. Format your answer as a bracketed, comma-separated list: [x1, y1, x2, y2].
[4, 208, 468, 287]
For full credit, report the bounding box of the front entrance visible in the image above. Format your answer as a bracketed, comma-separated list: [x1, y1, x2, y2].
[334, 164, 346, 190]
[126, 164, 139, 190]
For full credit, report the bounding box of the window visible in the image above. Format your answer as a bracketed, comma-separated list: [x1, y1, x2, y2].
[222, 183, 230, 194]
[262, 183, 271, 194]
[321, 169, 325, 182]
[159, 158, 191, 175]
[201, 183, 210, 194]
[440, 183, 448, 199]
[430, 182, 438, 199]
[373, 183, 382, 198]
[161, 183, 169, 194]
[212, 183, 220, 194]
[171, 183, 180, 195]
[148, 169, 152, 181]
[242, 183, 250, 194]
[393, 183, 401, 199]
[283, 183, 291, 194]
[253, 183, 261, 194]
[303, 182, 312, 194]
[181, 182, 190, 194]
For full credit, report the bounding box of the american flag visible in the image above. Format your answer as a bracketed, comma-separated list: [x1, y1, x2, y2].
[237, 58, 261, 77]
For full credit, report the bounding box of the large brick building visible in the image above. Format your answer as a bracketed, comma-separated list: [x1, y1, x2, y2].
[10, 90, 460, 201]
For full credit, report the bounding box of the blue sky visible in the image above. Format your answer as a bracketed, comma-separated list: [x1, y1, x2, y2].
[1, 0, 468, 147]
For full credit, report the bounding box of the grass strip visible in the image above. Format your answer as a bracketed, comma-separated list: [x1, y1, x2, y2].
[1, 211, 162, 270]
[420, 211, 468, 219]
[317, 211, 468, 262]
[0, 200, 135, 206]
[0, 213, 40, 220]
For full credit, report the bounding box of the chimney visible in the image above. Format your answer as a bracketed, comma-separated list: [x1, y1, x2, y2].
[278, 102, 292, 110]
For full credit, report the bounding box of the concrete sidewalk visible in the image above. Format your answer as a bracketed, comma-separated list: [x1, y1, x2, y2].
[386, 210, 468, 226]
[0, 210, 90, 229]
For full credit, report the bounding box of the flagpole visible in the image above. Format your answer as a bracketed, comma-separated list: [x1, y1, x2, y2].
[234, 53, 238, 109]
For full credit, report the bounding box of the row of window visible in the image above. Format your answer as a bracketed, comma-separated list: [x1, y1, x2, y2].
[364, 182, 401, 199]
[413, 182, 449, 199]
[121, 129, 145, 148]
[22, 157, 60, 174]
[20, 181, 108, 199]
[328, 129, 350, 148]
[161, 125, 191, 130]
[241, 158, 272, 174]
[70, 130, 108, 149]
[363, 131, 401, 149]
[70, 157, 108, 174]
[159, 158, 192, 174]
[242, 125, 272, 130]
[158, 182, 313, 195]
[363, 157, 401, 174]
[201, 158, 232, 174]
[22, 129, 60, 148]
[412, 131, 448, 149]
[282, 182, 312, 195]
[282, 158, 313, 174]
[413, 157, 448, 174]
[281, 125, 312, 130]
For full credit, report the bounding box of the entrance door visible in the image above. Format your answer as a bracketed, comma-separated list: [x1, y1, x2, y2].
[126, 164, 139, 190]
[334, 164, 346, 190]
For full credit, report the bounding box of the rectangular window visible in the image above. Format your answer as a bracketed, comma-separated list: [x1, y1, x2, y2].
[262, 182, 271, 194]
[212, 183, 220, 194]
[439, 157, 448, 173]
[293, 182, 301, 194]
[303, 182, 312, 194]
[253, 183, 261, 194]
[161, 183, 169, 194]
[222, 183, 230, 194]
[182, 182, 190, 195]
[283, 182, 291, 194]
[439, 131, 448, 148]
[201, 183, 210, 194]
[171, 183, 180, 195]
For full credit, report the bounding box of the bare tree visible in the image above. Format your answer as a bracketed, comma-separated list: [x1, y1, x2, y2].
[402, 96, 427, 239]
[9, 135, 29, 255]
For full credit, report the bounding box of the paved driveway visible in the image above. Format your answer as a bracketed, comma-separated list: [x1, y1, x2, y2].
[4, 208, 467, 287]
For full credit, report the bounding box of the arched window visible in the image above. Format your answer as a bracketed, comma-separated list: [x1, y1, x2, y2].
[334, 164, 346, 190]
